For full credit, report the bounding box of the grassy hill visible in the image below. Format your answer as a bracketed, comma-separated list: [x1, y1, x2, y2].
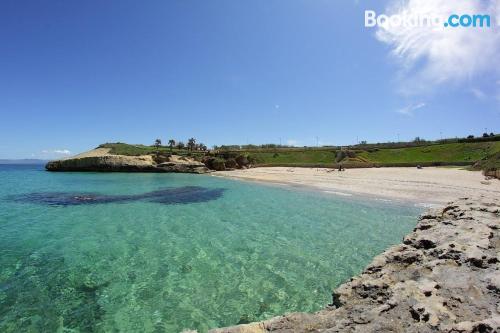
[235, 141, 500, 168]
[473, 151, 500, 173]
[97, 140, 500, 169]
[357, 142, 499, 164]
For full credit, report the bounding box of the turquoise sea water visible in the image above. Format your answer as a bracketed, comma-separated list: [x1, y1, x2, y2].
[0, 165, 420, 332]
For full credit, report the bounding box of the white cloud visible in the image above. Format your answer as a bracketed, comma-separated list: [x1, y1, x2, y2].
[55, 149, 71, 155]
[41, 149, 72, 155]
[470, 88, 487, 100]
[376, 0, 500, 93]
[286, 139, 299, 146]
[396, 102, 426, 116]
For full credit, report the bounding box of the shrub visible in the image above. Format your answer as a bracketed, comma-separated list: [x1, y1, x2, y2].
[235, 155, 249, 167]
[247, 155, 259, 164]
[203, 157, 226, 171]
[225, 158, 238, 169]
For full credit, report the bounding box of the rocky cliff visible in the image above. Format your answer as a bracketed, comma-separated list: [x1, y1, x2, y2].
[209, 197, 500, 333]
[45, 148, 210, 174]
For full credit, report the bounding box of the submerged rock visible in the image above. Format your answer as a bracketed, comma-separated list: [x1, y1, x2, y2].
[209, 197, 500, 333]
[10, 186, 225, 206]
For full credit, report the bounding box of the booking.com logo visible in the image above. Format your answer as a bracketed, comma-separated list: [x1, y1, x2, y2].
[365, 10, 492, 28]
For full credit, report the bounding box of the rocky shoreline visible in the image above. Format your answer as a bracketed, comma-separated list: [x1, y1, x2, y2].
[44, 147, 254, 173]
[208, 197, 500, 333]
[45, 148, 211, 174]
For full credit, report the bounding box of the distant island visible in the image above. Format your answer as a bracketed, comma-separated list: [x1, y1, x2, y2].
[0, 159, 48, 165]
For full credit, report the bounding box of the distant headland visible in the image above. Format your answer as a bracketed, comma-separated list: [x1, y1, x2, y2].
[0, 159, 48, 165]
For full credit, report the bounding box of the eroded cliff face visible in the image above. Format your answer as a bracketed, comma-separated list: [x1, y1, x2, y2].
[45, 148, 210, 174]
[208, 197, 500, 333]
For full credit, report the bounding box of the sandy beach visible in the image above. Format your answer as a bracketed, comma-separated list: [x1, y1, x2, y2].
[215, 167, 500, 205]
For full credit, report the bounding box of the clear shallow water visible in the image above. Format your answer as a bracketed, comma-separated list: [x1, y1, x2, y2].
[0, 165, 420, 332]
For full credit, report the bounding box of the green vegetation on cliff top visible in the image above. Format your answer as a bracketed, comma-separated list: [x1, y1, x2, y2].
[99, 143, 203, 157]
[98, 140, 500, 168]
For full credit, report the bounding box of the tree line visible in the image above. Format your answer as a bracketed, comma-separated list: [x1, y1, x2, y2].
[153, 138, 207, 151]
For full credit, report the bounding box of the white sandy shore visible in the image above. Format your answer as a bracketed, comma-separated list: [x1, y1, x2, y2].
[215, 167, 500, 205]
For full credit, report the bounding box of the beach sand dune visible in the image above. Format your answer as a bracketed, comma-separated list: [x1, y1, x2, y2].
[215, 167, 500, 204]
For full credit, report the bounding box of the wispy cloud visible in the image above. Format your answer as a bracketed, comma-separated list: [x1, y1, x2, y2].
[470, 88, 487, 101]
[396, 102, 426, 116]
[37, 149, 72, 160]
[376, 0, 500, 94]
[31, 149, 72, 160]
[41, 149, 72, 155]
[286, 139, 299, 146]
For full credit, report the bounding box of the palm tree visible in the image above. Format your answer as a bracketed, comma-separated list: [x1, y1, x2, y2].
[154, 139, 162, 155]
[168, 139, 176, 151]
[154, 139, 162, 147]
[187, 137, 196, 151]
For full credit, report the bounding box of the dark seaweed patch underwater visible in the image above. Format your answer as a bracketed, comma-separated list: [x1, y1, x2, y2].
[8, 186, 225, 206]
[0, 166, 420, 332]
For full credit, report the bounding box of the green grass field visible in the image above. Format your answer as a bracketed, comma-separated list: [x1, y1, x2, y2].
[245, 150, 336, 165]
[473, 151, 500, 172]
[357, 142, 500, 164]
[98, 141, 500, 169]
[244, 141, 500, 167]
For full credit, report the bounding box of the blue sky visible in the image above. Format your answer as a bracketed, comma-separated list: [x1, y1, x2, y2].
[0, 0, 498, 159]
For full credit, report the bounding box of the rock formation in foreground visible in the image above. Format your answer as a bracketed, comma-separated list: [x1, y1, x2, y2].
[208, 197, 500, 333]
[46, 148, 210, 174]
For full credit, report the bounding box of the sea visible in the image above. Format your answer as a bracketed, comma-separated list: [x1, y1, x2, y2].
[0, 164, 420, 332]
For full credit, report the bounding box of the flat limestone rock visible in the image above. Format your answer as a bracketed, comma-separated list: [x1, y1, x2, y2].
[45, 148, 210, 174]
[208, 197, 500, 333]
